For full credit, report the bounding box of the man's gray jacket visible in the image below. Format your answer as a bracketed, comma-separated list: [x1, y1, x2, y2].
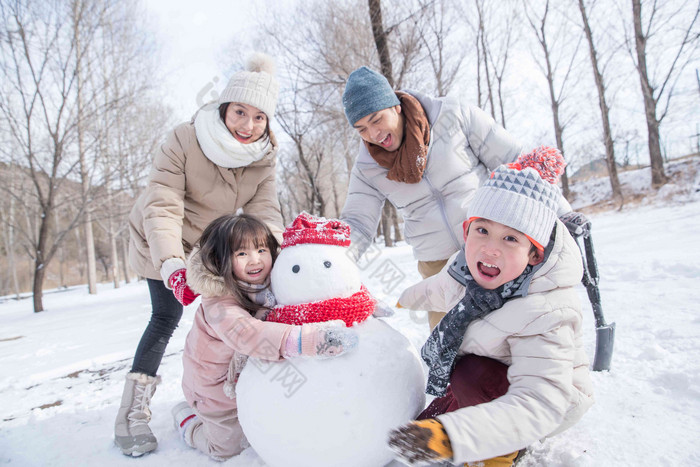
[341, 90, 522, 262]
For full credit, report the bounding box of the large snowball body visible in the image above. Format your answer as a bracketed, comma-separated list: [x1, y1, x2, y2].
[238, 241, 426, 467]
[236, 318, 425, 467]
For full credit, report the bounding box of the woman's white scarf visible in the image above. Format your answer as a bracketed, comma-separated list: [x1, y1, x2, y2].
[194, 103, 272, 169]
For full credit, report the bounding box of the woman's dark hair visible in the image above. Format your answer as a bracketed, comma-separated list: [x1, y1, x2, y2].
[218, 102, 270, 141]
[197, 213, 279, 315]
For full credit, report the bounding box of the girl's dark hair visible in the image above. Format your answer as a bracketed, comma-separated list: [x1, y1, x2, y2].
[218, 102, 270, 141]
[197, 213, 279, 315]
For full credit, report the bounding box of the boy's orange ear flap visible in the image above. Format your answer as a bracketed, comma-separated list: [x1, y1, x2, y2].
[462, 220, 470, 241]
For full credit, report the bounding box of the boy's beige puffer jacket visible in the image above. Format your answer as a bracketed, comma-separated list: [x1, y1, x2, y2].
[128, 116, 283, 281]
[398, 221, 594, 463]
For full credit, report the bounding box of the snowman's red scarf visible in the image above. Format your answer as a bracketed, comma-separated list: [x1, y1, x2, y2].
[266, 285, 376, 327]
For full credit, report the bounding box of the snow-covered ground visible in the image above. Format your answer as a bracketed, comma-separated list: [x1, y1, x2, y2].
[2, 169, 700, 466]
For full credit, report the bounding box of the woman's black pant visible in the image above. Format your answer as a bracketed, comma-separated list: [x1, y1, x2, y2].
[130, 279, 183, 376]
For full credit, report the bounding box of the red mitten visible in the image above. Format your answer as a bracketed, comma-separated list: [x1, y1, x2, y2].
[169, 269, 199, 306]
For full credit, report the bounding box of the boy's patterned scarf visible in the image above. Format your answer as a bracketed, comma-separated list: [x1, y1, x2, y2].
[421, 231, 555, 397]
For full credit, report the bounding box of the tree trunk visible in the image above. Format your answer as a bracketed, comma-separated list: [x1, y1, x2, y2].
[32, 216, 51, 312]
[54, 208, 65, 287]
[578, 0, 623, 202]
[368, 0, 394, 84]
[32, 260, 46, 312]
[4, 194, 21, 299]
[109, 224, 120, 288]
[391, 204, 402, 242]
[546, 42, 570, 198]
[121, 237, 131, 285]
[381, 201, 394, 247]
[631, 0, 667, 187]
[73, 225, 86, 283]
[368, 0, 401, 244]
[74, 0, 98, 294]
[476, 1, 496, 119]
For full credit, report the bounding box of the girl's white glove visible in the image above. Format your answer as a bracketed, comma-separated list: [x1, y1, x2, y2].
[283, 320, 358, 358]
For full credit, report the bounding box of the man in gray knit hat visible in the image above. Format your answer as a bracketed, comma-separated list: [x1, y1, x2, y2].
[340, 66, 523, 330]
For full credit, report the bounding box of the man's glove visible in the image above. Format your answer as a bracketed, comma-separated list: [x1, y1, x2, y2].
[559, 211, 592, 238]
[372, 299, 395, 318]
[169, 269, 199, 306]
[388, 419, 453, 466]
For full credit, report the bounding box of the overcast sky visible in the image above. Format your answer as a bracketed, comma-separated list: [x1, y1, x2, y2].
[143, 0, 263, 117]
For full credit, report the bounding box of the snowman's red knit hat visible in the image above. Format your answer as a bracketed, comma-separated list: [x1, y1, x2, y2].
[281, 212, 352, 249]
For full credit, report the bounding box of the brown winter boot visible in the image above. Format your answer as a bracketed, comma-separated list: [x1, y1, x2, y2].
[114, 372, 160, 456]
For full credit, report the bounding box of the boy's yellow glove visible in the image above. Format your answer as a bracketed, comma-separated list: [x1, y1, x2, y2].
[387, 418, 453, 466]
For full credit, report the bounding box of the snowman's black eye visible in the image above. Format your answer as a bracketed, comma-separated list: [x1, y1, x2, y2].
[292, 265, 300, 273]
[324, 261, 332, 268]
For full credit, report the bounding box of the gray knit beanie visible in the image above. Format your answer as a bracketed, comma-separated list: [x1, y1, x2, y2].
[342, 66, 400, 125]
[468, 147, 566, 248]
[218, 53, 279, 118]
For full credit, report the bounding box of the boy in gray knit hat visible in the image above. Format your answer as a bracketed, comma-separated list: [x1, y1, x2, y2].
[389, 147, 594, 467]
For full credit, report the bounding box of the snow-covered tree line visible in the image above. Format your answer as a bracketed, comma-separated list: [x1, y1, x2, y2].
[0, 0, 170, 309]
[0, 0, 697, 309]
[258, 0, 698, 219]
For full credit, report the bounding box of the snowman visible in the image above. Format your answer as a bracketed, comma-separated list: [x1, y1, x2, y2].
[236, 212, 425, 467]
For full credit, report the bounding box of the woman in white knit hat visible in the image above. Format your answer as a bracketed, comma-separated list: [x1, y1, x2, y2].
[114, 53, 283, 457]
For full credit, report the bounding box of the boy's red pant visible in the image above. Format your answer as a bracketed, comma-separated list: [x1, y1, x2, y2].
[418, 354, 509, 420]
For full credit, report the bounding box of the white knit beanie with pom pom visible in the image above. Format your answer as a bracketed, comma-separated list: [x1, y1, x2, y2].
[467, 146, 566, 250]
[218, 53, 279, 118]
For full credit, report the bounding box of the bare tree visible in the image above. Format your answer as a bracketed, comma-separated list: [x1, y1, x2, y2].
[414, 0, 466, 96]
[259, 0, 424, 232]
[72, 0, 100, 294]
[369, 0, 394, 83]
[275, 71, 331, 217]
[578, 0, 623, 203]
[525, 0, 583, 199]
[485, 4, 518, 128]
[0, 1, 93, 311]
[368, 0, 399, 247]
[474, 0, 496, 118]
[0, 164, 22, 298]
[627, 0, 699, 187]
[0, 0, 166, 308]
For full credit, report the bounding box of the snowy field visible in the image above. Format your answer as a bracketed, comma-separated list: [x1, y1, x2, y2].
[1, 175, 700, 466]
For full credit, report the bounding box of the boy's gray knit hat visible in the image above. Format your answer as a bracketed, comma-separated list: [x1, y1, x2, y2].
[342, 66, 400, 125]
[218, 53, 279, 118]
[468, 146, 566, 248]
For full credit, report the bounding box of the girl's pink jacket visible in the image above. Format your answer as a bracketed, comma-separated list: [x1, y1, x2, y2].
[181, 250, 292, 413]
